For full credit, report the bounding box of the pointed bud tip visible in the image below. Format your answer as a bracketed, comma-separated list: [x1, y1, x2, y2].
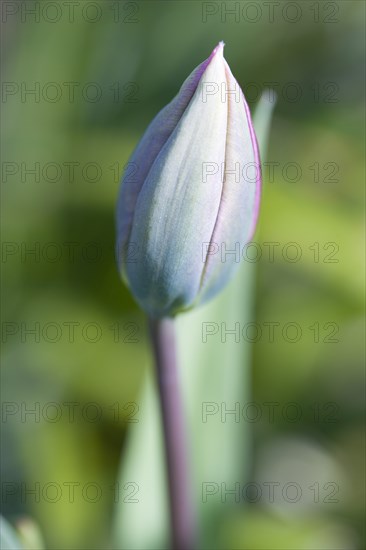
[209, 41, 225, 61]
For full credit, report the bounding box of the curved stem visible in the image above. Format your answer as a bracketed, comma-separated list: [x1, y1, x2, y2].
[149, 317, 195, 550]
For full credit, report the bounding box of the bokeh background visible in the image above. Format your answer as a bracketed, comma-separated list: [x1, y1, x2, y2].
[1, 1, 365, 549]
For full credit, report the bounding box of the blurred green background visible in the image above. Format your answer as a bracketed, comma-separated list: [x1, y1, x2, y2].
[1, 1, 365, 549]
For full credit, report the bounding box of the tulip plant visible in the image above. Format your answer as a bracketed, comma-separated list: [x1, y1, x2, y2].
[116, 43, 269, 550]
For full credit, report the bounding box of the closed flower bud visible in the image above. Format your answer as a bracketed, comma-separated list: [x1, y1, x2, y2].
[116, 42, 261, 318]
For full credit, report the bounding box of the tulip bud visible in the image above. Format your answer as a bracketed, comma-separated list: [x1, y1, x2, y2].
[116, 42, 261, 318]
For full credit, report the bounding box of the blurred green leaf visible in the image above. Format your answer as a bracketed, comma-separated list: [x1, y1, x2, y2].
[0, 516, 25, 550]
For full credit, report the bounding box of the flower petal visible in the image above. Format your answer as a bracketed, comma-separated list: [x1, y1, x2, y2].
[197, 58, 261, 304]
[126, 45, 228, 317]
[116, 44, 225, 274]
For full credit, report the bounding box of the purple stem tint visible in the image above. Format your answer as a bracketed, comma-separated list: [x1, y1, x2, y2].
[149, 317, 196, 550]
